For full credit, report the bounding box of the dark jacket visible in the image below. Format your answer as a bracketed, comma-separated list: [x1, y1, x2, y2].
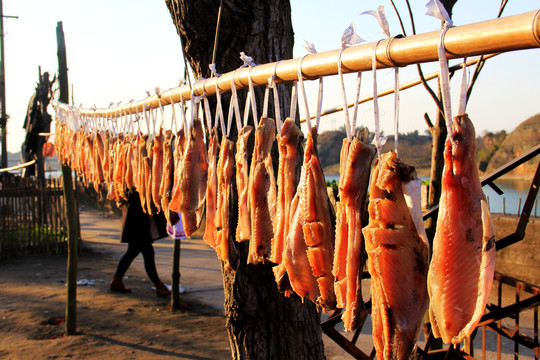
[120, 191, 168, 243]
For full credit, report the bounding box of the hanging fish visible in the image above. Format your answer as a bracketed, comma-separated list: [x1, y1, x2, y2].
[159, 129, 176, 224]
[363, 150, 429, 360]
[170, 118, 208, 236]
[203, 129, 219, 248]
[151, 127, 164, 211]
[272, 118, 303, 290]
[235, 125, 253, 242]
[247, 117, 277, 264]
[333, 128, 375, 332]
[299, 128, 336, 312]
[428, 114, 495, 345]
[215, 137, 236, 270]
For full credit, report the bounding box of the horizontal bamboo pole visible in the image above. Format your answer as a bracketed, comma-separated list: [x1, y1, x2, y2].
[58, 9, 540, 118]
[0, 159, 36, 173]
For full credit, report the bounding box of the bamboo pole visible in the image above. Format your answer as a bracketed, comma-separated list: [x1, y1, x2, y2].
[53, 10, 540, 118]
[57, 21, 79, 336]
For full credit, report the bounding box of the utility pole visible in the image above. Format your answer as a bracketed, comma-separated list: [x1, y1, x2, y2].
[0, 0, 17, 168]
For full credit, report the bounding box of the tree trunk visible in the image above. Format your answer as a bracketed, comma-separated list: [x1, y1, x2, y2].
[165, 1, 325, 359]
[425, 110, 447, 240]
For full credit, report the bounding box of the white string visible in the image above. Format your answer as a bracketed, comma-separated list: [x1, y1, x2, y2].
[180, 89, 187, 132]
[190, 87, 203, 132]
[457, 57, 468, 116]
[262, 83, 270, 119]
[203, 95, 213, 135]
[247, 65, 258, 129]
[394, 67, 400, 156]
[156, 87, 165, 131]
[315, 77, 323, 130]
[438, 24, 453, 139]
[297, 54, 312, 132]
[243, 87, 251, 128]
[170, 95, 177, 134]
[338, 47, 352, 140]
[230, 68, 242, 133]
[351, 72, 362, 137]
[269, 60, 282, 132]
[289, 82, 298, 123]
[209, 65, 227, 137]
[372, 41, 384, 165]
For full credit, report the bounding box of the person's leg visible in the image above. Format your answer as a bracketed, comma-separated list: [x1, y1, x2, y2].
[111, 242, 141, 293]
[140, 241, 170, 297]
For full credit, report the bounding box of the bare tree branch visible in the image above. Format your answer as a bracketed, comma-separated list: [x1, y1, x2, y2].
[391, 0, 444, 116]
[466, 0, 508, 101]
[424, 112, 434, 130]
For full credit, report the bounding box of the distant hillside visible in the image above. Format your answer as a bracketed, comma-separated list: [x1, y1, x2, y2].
[486, 114, 540, 178]
[317, 129, 432, 176]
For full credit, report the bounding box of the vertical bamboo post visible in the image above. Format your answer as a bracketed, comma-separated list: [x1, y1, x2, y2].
[57, 21, 79, 336]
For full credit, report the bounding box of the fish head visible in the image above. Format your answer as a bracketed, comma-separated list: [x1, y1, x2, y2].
[450, 114, 477, 171]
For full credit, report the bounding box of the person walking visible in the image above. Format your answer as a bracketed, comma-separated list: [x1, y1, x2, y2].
[110, 191, 171, 298]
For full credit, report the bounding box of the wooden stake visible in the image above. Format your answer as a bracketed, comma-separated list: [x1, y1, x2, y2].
[56, 21, 79, 336]
[171, 238, 181, 310]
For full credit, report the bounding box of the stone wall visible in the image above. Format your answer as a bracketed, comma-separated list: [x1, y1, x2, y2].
[493, 215, 540, 286]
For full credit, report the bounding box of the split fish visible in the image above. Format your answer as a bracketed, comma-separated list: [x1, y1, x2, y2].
[247, 118, 277, 264]
[203, 129, 219, 248]
[215, 137, 236, 270]
[235, 125, 253, 242]
[160, 130, 175, 224]
[271, 119, 303, 291]
[151, 128, 164, 211]
[428, 114, 495, 345]
[333, 129, 375, 332]
[283, 193, 320, 300]
[362, 150, 429, 360]
[170, 119, 208, 236]
[299, 128, 336, 312]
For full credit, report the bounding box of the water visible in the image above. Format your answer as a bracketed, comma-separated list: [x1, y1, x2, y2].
[483, 178, 538, 215]
[325, 174, 538, 216]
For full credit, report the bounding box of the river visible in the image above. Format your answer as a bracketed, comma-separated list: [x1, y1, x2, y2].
[325, 174, 538, 216]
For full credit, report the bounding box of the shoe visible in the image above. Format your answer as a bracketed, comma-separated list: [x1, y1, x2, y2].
[154, 282, 171, 298]
[110, 276, 131, 293]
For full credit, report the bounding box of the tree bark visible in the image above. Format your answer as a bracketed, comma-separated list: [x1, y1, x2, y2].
[165, 1, 324, 359]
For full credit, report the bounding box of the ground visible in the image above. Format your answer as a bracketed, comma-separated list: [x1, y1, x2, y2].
[0, 208, 538, 359]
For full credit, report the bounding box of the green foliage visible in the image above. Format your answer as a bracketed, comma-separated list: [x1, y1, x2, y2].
[326, 179, 339, 200]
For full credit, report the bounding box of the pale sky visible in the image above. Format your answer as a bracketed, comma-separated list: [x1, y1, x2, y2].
[3, 0, 540, 153]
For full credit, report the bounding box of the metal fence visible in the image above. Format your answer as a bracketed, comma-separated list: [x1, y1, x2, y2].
[0, 176, 67, 259]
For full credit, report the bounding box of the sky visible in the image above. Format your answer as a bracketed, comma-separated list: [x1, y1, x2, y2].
[3, 0, 540, 154]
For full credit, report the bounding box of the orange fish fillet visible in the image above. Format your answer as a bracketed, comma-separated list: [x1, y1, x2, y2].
[203, 129, 219, 248]
[333, 129, 375, 332]
[215, 137, 236, 270]
[428, 114, 495, 345]
[283, 193, 320, 300]
[247, 118, 277, 264]
[299, 129, 336, 312]
[235, 125, 253, 242]
[170, 119, 208, 236]
[151, 128, 164, 211]
[272, 119, 303, 292]
[272, 118, 303, 265]
[160, 130, 175, 224]
[362, 150, 429, 360]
